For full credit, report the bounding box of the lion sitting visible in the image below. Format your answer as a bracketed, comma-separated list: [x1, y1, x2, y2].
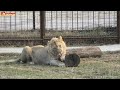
[16, 36, 67, 67]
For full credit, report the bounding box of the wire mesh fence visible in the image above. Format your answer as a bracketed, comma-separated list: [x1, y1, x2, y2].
[45, 11, 118, 46]
[0, 11, 41, 46]
[45, 11, 117, 37]
[0, 11, 40, 38]
[0, 11, 118, 47]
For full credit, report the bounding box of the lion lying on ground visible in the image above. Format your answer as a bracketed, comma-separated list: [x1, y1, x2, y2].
[4, 36, 66, 67]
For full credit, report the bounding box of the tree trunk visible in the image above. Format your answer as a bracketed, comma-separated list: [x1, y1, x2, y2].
[67, 46, 102, 58]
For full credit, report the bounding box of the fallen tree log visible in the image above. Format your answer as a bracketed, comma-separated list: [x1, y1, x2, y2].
[66, 46, 102, 58]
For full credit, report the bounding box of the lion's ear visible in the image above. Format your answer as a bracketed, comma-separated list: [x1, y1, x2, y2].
[58, 36, 63, 41]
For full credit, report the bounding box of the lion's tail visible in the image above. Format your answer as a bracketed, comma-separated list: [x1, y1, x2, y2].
[0, 58, 21, 64]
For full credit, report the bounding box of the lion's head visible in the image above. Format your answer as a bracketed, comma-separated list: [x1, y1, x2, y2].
[47, 36, 67, 61]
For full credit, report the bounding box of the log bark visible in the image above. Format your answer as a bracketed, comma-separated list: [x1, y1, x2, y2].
[66, 46, 102, 58]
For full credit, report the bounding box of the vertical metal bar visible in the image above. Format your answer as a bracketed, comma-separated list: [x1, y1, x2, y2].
[88, 11, 89, 37]
[20, 11, 22, 31]
[98, 11, 100, 27]
[114, 11, 116, 26]
[103, 11, 105, 43]
[117, 11, 120, 43]
[82, 11, 84, 38]
[109, 11, 110, 27]
[61, 11, 62, 31]
[88, 11, 89, 30]
[77, 11, 78, 30]
[10, 11, 11, 32]
[14, 11, 16, 37]
[51, 11, 53, 30]
[108, 11, 111, 37]
[15, 11, 16, 31]
[82, 11, 83, 30]
[33, 11, 35, 30]
[23, 12, 25, 31]
[56, 11, 58, 30]
[104, 11, 105, 29]
[72, 11, 73, 31]
[4, 13, 6, 31]
[40, 11, 45, 43]
[93, 11, 94, 30]
[98, 11, 100, 36]
[27, 11, 28, 30]
[66, 11, 68, 31]
[82, 11, 84, 37]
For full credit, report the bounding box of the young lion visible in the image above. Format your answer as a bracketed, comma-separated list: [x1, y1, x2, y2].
[17, 36, 67, 67]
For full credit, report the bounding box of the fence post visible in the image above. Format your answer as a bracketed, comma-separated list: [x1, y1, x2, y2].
[40, 11, 45, 44]
[33, 11, 35, 30]
[117, 11, 120, 44]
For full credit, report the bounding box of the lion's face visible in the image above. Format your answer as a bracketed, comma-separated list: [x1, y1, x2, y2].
[48, 36, 67, 61]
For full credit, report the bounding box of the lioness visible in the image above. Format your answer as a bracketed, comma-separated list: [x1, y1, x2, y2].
[16, 36, 67, 67]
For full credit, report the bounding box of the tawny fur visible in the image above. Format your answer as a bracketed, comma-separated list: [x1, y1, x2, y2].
[17, 36, 67, 67]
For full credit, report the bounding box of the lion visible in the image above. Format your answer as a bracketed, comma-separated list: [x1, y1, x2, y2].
[2, 36, 67, 67]
[19, 45, 44, 63]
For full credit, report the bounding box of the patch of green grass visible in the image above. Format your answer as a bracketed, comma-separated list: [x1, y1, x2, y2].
[0, 52, 120, 79]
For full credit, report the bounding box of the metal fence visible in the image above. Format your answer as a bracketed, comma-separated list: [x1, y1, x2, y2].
[0, 11, 119, 47]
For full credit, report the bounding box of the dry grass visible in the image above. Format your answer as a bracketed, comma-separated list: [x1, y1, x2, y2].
[0, 27, 117, 38]
[0, 52, 120, 79]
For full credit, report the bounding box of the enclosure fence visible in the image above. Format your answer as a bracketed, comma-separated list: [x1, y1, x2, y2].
[0, 11, 119, 47]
